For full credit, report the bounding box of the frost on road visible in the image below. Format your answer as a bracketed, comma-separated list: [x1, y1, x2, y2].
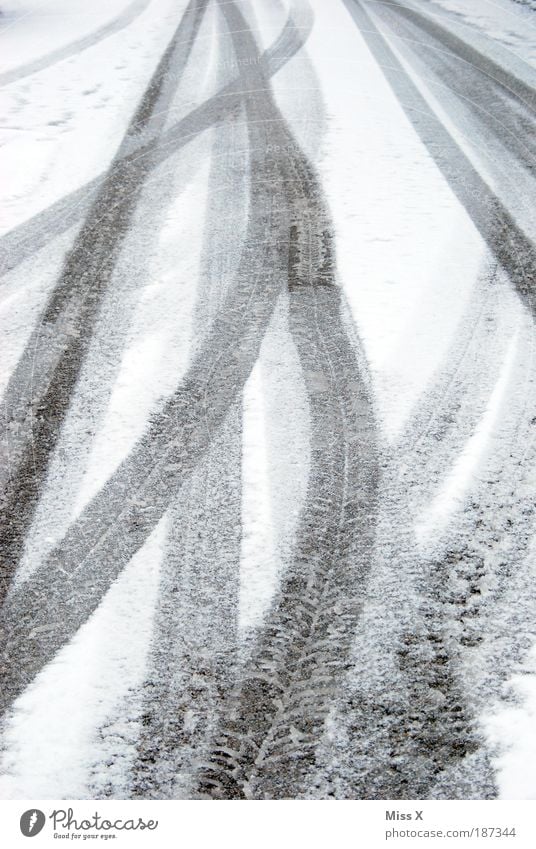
[0, 0, 535, 800]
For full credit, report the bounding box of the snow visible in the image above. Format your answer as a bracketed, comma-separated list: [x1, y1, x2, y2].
[72, 157, 212, 519]
[13, 144, 213, 585]
[1, 0, 535, 801]
[0, 0, 145, 74]
[0, 0, 215, 796]
[375, 2, 536, 245]
[0, 225, 80, 399]
[240, 359, 278, 633]
[239, 293, 311, 635]
[0, 518, 166, 799]
[276, 0, 487, 441]
[270, 0, 536, 797]
[425, 0, 536, 65]
[0, 0, 182, 233]
[416, 318, 520, 548]
[485, 627, 536, 799]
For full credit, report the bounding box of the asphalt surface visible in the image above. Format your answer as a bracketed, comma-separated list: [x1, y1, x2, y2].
[0, 0, 535, 800]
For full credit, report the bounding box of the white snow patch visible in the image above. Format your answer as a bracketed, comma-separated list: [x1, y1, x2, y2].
[0, 517, 166, 799]
[0, 225, 81, 399]
[484, 637, 536, 799]
[239, 293, 311, 635]
[0, 1, 141, 73]
[239, 360, 278, 633]
[0, 0, 184, 234]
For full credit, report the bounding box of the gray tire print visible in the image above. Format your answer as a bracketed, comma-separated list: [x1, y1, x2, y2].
[1, 0, 535, 800]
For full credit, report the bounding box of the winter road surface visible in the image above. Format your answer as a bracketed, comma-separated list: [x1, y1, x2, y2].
[0, 0, 535, 800]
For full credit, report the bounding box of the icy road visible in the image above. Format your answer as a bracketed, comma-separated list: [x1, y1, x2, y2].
[0, 0, 535, 800]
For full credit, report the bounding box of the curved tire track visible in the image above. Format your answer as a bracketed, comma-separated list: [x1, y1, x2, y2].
[130, 85, 249, 800]
[0, 3, 314, 720]
[0, 11, 312, 278]
[190, 0, 378, 801]
[0, 0, 209, 602]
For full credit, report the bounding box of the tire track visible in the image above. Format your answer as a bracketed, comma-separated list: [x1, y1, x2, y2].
[366, 0, 536, 113]
[0, 7, 310, 278]
[364, 0, 535, 241]
[309, 451, 495, 799]
[294, 294, 535, 799]
[310, 274, 509, 797]
[0, 7, 309, 567]
[391, 267, 520, 531]
[195, 286, 377, 800]
[130, 66, 250, 798]
[130, 409, 242, 800]
[419, 315, 536, 797]
[131, 0, 312, 798]
[0, 0, 154, 87]
[0, 0, 209, 603]
[189, 0, 378, 800]
[0, 2, 314, 720]
[322, 1, 536, 798]
[344, 0, 536, 316]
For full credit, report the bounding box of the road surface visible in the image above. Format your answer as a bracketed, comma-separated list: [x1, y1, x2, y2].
[0, 0, 535, 800]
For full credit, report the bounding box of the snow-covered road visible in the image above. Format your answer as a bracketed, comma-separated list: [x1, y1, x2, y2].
[0, 0, 535, 800]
